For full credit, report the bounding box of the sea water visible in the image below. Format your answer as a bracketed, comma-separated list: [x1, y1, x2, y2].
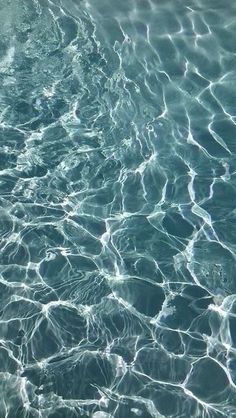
[0, 0, 236, 417]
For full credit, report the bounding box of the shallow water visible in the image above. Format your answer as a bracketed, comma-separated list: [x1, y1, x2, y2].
[0, 0, 236, 417]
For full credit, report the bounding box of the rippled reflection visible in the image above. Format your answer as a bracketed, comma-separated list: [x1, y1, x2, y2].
[0, 0, 236, 416]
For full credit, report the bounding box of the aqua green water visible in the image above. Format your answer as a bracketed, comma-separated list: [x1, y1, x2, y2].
[0, 0, 236, 417]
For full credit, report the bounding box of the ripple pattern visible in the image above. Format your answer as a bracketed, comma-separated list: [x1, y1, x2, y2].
[0, 0, 236, 417]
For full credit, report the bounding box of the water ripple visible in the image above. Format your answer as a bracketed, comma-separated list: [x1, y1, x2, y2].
[0, 0, 236, 416]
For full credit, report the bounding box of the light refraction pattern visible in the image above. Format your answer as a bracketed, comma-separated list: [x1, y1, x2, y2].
[0, 0, 236, 417]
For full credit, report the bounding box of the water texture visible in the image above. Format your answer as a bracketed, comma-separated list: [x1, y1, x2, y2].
[0, 0, 236, 416]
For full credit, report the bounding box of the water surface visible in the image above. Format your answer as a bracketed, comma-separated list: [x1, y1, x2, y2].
[0, 0, 236, 417]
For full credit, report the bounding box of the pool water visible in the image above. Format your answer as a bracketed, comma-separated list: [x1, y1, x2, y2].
[0, 0, 236, 417]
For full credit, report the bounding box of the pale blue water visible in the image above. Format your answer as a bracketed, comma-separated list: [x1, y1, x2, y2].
[0, 0, 236, 417]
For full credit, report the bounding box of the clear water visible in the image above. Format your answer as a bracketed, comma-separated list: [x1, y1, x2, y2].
[0, 0, 236, 417]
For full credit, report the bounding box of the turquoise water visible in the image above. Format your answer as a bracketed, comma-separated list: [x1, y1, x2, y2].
[0, 0, 236, 416]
